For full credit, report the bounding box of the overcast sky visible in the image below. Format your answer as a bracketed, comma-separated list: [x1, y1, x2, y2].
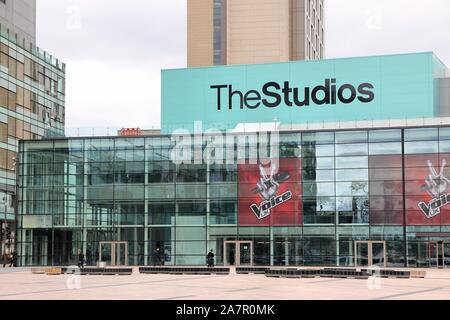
[36, 0, 450, 131]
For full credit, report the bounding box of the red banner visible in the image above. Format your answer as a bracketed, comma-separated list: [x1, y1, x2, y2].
[236, 154, 450, 226]
[369, 154, 450, 225]
[237, 158, 302, 226]
[405, 154, 450, 226]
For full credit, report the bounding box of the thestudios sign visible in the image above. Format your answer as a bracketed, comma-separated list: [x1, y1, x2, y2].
[418, 159, 450, 219]
[211, 79, 375, 111]
[162, 53, 440, 133]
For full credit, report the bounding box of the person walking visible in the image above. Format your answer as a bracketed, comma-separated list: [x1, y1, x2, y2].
[9, 252, 17, 268]
[77, 249, 85, 269]
[153, 247, 162, 266]
[207, 249, 215, 268]
[228, 248, 235, 266]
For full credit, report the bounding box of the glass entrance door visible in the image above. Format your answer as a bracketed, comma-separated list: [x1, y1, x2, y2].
[33, 235, 48, 266]
[431, 241, 450, 268]
[100, 242, 112, 265]
[115, 242, 127, 266]
[444, 242, 450, 268]
[99, 242, 128, 266]
[371, 242, 386, 267]
[224, 241, 253, 266]
[355, 242, 369, 267]
[225, 242, 236, 266]
[355, 241, 386, 267]
[414, 241, 450, 268]
[428, 242, 438, 268]
[239, 242, 252, 266]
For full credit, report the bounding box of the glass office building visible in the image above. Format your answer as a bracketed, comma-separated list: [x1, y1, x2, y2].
[16, 126, 450, 268]
[0, 22, 66, 260]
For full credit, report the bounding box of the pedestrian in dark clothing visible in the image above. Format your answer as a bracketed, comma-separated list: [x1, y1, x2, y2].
[153, 248, 162, 266]
[9, 252, 17, 267]
[229, 249, 235, 265]
[77, 249, 85, 269]
[86, 249, 91, 266]
[207, 249, 215, 267]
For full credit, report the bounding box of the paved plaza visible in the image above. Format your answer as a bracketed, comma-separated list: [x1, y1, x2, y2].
[1, 267, 450, 300]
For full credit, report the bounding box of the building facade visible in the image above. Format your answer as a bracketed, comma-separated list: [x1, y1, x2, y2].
[162, 52, 447, 134]
[187, 0, 324, 67]
[0, 21, 65, 259]
[16, 52, 450, 268]
[16, 126, 450, 268]
[0, 0, 36, 45]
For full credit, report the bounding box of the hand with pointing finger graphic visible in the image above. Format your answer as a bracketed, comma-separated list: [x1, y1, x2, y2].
[421, 159, 450, 198]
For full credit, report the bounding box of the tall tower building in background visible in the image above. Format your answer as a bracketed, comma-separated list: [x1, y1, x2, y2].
[0, 0, 65, 257]
[187, 0, 325, 67]
[0, 0, 36, 45]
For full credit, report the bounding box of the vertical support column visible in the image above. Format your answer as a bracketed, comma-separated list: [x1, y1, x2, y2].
[144, 156, 149, 266]
[284, 237, 289, 266]
[351, 239, 355, 267]
[173, 158, 178, 267]
[82, 228, 87, 264]
[144, 210, 148, 266]
[251, 241, 254, 266]
[15, 147, 21, 265]
[1, 218, 5, 258]
[51, 142, 55, 267]
[206, 161, 210, 251]
[144, 223, 149, 266]
[23, 229, 30, 266]
[83, 144, 88, 260]
[133, 228, 138, 266]
[270, 227, 274, 266]
[401, 129, 408, 267]
[174, 201, 178, 266]
[336, 214, 340, 267]
[111, 242, 116, 266]
[50, 230, 54, 266]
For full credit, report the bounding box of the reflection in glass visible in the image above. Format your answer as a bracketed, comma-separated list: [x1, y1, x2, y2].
[356, 242, 369, 266]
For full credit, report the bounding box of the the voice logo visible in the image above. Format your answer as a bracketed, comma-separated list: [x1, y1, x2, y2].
[250, 163, 292, 220]
[418, 159, 450, 219]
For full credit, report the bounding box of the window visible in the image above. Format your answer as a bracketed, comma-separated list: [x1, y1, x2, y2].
[177, 164, 206, 182]
[213, 0, 225, 65]
[0, 123, 6, 143]
[210, 164, 236, 182]
[405, 128, 438, 141]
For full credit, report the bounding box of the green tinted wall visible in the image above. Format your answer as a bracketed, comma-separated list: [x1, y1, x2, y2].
[161, 52, 446, 133]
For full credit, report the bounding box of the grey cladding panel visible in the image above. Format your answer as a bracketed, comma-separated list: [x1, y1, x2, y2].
[440, 78, 450, 117]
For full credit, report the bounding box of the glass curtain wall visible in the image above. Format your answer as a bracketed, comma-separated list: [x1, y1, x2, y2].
[17, 127, 450, 267]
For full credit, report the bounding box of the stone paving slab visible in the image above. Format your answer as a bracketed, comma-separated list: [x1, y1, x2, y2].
[0, 267, 450, 300]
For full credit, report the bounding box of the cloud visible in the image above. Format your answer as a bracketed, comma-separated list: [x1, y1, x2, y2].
[37, 0, 186, 130]
[64, 59, 161, 130]
[326, 0, 450, 61]
[37, 0, 186, 63]
[36, 0, 450, 130]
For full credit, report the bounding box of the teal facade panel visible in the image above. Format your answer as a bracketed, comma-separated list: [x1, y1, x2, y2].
[161, 52, 445, 133]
